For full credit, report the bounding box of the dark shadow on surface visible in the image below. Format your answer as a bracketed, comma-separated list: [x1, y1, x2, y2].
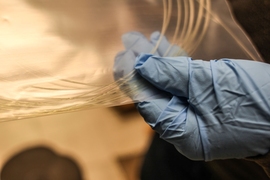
[1, 146, 83, 180]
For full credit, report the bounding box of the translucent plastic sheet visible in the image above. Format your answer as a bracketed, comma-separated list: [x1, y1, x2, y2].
[0, 0, 263, 121]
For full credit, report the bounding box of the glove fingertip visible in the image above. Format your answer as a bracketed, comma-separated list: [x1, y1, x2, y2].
[122, 31, 144, 49]
[114, 51, 126, 62]
[113, 50, 136, 81]
[150, 31, 161, 41]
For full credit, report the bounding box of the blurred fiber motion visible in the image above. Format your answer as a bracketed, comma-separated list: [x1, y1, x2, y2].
[0, 0, 262, 121]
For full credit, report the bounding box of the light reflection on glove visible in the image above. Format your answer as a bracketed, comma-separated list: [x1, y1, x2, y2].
[114, 31, 270, 161]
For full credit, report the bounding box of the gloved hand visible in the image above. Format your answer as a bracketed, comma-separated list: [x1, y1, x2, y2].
[114, 31, 186, 102]
[135, 54, 270, 161]
[114, 32, 270, 162]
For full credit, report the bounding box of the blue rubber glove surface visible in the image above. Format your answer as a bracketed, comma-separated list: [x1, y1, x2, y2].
[135, 55, 270, 161]
[114, 32, 270, 161]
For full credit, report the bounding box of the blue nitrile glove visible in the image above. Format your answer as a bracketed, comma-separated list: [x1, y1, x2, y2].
[135, 54, 270, 161]
[114, 31, 185, 102]
[114, 31, 270, 161]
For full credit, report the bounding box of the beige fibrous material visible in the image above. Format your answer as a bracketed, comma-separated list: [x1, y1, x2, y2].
[0, 0, 262, 121]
